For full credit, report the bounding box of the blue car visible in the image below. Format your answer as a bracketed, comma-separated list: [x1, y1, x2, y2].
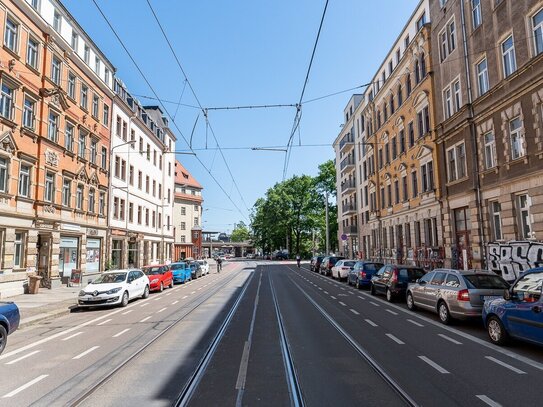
[347, 261, 384, 289]
[170, 262, 192, 284]
[483, 267, 543, 346]
[1, 301, 20, 355]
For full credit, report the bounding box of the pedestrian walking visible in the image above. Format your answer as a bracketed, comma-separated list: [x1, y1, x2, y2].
[217, 257, 222, 272]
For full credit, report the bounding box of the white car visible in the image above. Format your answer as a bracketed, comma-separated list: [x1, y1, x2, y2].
[331, 260, 357, 280]
[197, 260, 210, 275]
[78, 269, 149, 308]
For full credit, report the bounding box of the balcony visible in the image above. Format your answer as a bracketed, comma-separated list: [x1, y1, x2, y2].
[341, 179, 356, 195]
[339, 133, 354, 153]
[340, 155, 355, 173]
[342, 203, 357, 215]
[343, 225, 358, 235]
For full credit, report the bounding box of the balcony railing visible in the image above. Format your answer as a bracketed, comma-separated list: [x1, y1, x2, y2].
[341, 179, 356, 193]
[339, 134, 354, 152]
[340, 156, 355, 171]
[342, 203, 357, 214]
[343, 225, 358, 235]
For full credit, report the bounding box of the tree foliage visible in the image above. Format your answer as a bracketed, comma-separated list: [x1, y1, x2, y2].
[231, 221, 251, 242]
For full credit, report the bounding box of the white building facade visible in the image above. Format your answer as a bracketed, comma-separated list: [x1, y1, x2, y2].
[109, 79, 175, 268]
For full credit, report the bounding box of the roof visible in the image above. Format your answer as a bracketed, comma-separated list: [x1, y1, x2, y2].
[175, 160, 202, 189]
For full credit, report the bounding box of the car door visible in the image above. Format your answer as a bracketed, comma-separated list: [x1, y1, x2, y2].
[126, 271, 138, 297]
[426, 271, 447, 309]
[133, 270, 144, 297]
[372, 266, 387, 293]
[410, 272, 435, 308]
[504, 272, 543, 342]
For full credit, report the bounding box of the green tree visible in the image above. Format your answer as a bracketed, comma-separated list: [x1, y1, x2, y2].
[231, 221, 251, 242]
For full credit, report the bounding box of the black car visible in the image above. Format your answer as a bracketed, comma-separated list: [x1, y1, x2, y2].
[370, 264, 426, 302]
[320, 256, 345, 276]
[311, 256, 325, 272]
[189, 262, 203, 279]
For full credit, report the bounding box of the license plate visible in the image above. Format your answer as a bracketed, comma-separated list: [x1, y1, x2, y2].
[482, 295, 500, 301]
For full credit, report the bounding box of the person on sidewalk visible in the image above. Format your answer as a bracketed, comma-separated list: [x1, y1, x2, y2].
[217, 257, 223, 272]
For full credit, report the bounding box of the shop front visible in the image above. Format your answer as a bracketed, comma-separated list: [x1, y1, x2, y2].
[59, 236, 79, 282]
[86, 238, 101, 275]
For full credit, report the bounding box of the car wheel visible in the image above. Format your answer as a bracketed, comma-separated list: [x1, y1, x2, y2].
[120, 291, 129, 307]
[169, 280, 174, 289]
[355, 280, 360, 290]
[338, 272, 341, 280]
[347, 278, 351, 286]
[386, 289, 394, 303]
[142, 285, 150, 299]
[159, 282, 164, 292]
[438, 301, 451, 325]
[370, 284, 376, 295]
[487, 316, 508, 345]
[406, 292, 416, 310]
[0, 324, 7, 355]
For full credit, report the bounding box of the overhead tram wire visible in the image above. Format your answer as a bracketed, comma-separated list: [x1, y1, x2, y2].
[90, 0, 249, 223]
[282, 0, 330, 180]
[145, 0, 250, 214]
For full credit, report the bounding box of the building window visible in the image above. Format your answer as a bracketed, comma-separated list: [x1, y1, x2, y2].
[18, 164, 30, 197]
[181, 206, 186, 215]
[0, 83, 15, 120]
[76, 184, 84, 210]
[129, 202, 133, 223]
[90, 140, 97, 164]
[483, 132, 496, 169]
[509, 117, 524, 160]
[137, 205, 142, 224]
[101, 146, 107, 169]
[71, 32, 78, 51]
[394, 180, 400, 204]
[53, 11, 61, 32]
[84, 45, 90, 64]
[447, 142, 467, 182]
[502, 35, 517, 77]
[4, 17, 18, 52]
[99, 192, 105, 215]
[490, 201, 503, 241]
[517, 194, 532, 239]
[145, 209, 149, 226]
[28, 0, 39, 10]
[68, 72, 76, 99]
[416, 12, 426, 31]
[27, 37, 39, 69]
[14, 232, 25, 268]
[95, 57, 101, 74]
[139, 137, 143, 155]
[62, 178, 71, 206]
[65, 123, 74, 152]
[406, 74, 411, 96]
[138, 171, 142, 189]
[411, 171, 418, 198]
[453, 80, 461, 112]
[181, 222, 186, 230]
[387, 185, 392, 207]
[81, 84, 88, 109]
[152, 210, 155, 227]
[421, 161, 434, 192]
[534, 8, 543, 56]
[78, 131, 86, 159]
[402, 175, 408, 201]
[48, 112, 59, 142]
[92, 95, 99, 118]
[472, 0, 482, 29]
[146, 176, 149, 193]
[105, 68, 110, 85]
[88, 188, 95, 213]
[23, 97, 35, 129]
[44, 172, 54, 202]
[408, 121, 415, 147]
[0, 157, 8, 192]
[129, 165, 134, 186]
[122, 121, 127, 141]
[443, 87, 452, 119]
[120, 199, 125, 220]
[114, 156, 120, 178]
[391, 137, 397, 160]
[152, 180, 156, 197]
[103, 104, 109, 126]
[476, 58, 489, 96]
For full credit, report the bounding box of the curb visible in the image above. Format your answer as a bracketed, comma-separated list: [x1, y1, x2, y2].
[19, 303, 78, 328]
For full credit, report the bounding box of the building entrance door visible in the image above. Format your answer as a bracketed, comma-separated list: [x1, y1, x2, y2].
[454, 207, 472, 270]
[37, 233, 51, 278]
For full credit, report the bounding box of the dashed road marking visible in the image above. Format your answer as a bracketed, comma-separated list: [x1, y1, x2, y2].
[122, 310, 133, 315]
[385, 309, 398, 316]
[476, 395, 503, 407]
[172, 300, 179, 305]
[407, 319, 424, 327]
[369, 301, 380, 307]
[97, 319, 112, 326]
[365, 319, 378, 327]
[140, 316, 151, 323]
[113, 329, 130, 338]
[350, 309, 360, 315]
[330, 296, 337, 300]
[419, 356, 450, 374]
[386, 334, 405, 345]
[438, 334, 462, 345]
[485, 356, 526, 374]
[61, 332, 83, 341]
[5, 350, 41, 365]
[339, 302, 347, 306]
[157, 307, 167, 313]
[73, 346, 100, 360]
[2, 375, 48, 398]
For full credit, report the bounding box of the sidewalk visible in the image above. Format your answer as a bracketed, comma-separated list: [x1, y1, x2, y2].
[9, 286, 80, 328]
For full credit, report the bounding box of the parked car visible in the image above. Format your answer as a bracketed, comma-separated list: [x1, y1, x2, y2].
[142, 264, 174, 292]
[78, 269, 149, 308]
[274, 251, 289, 260]
[170, 261, 192, 284]
[331, 260, 357, 280]
[347, 261, 385, 289]
[370, 265, 426, 302]
[189, 262, 203, 279]
[483, 267, 543, 346]
[320, 256, 345, 276]
[406, 268, 510, 324]
[0, 301, 20, 355]
[246, 253, 255, 259]
[311, 256, 325, 272]
[197, 260, 210, 276]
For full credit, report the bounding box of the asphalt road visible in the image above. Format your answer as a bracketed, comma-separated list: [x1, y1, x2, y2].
[1, 261, 542, 407]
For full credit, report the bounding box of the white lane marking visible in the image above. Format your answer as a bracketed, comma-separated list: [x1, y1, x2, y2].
[350, 309, 360, 315]
[97, 319, 112, 326]
[198, 287, 202, 290]
[157, 307, 167, 313]
[191, 291, 196, 294]
[73, 346, 100, 360]
[349, 292, 355, 295]
[485, 356, 526, 374]
[340, 288, 346, 291]
[2, 375, 48, 398]
[386, 334, 405, 345]
[385, 309, 398, 316]
[5, 350, 41, 365]
[407, 319, 424, 327]
[172, 300, 179, 305]
[140, 303, 149, 307]
[438, 334, 462, 345]
[365, 319, 378, 327]
[330, 296, 337, 300]
[339, 302, 347, 307]
[165, 292, 172, 296]
[140, 316, 151, 323]
[112, 329, 131, 338]
[61, 332, 84, 341]
[318, 287, 323, 290]
[476, 395, 503, 407]
[122, 310, 133, 315]
[324, 291, 329, 294]
[182, 295, 188, 299]
[357, 296, 365, 300]
[419, 356, 450, 374]
[154, 297, 162, 301]
[370, 301, 380, 307]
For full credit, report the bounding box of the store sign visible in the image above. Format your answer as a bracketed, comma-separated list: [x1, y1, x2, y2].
[62, 223, 81, 232]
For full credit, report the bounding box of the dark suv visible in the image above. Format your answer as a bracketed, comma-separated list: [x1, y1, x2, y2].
[370, 265, 426, 302]
[347, 261, 384, 289]
[311, 256, 325, 272]
[320, 256, 345, 276]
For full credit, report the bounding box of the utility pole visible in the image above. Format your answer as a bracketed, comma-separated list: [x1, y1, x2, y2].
[325, 189, 330, 255]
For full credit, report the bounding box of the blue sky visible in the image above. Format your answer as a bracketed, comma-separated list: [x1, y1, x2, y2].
[65, 0, 419, 233]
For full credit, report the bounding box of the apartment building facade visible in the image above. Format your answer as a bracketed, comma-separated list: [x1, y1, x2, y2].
[431, 0, 543, 273]
[109, 80, 176, 269]
[173, 160, 203, 261]
[0, 0, 114, 296]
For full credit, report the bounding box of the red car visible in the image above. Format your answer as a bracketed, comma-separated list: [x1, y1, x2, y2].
[142, 264, 173, 292]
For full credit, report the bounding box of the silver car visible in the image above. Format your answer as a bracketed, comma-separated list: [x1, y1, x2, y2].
[406, 268, 510, 324]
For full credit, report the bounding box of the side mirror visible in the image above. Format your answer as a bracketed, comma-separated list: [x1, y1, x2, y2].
[418, 280, 426, 285]
[88, 279, 93, 285]
[503, 289, 511, 300]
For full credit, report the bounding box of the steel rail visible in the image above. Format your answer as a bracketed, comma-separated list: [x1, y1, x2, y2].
[67, 267, 252, 406]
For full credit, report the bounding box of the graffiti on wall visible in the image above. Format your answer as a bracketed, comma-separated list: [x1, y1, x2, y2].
[487, 241, 543, 281]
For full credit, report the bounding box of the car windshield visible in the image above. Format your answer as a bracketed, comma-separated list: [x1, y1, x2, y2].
[92, 273, 126, 284]
[364, 263, 383, 271]
[463, 274, 509, 289]
[513, 272, 543, 297]
[400, 268, 425, 281]
[170, 263, 187, 270]
[143, 267, 163, 275]
[343, 261, 356, 267]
